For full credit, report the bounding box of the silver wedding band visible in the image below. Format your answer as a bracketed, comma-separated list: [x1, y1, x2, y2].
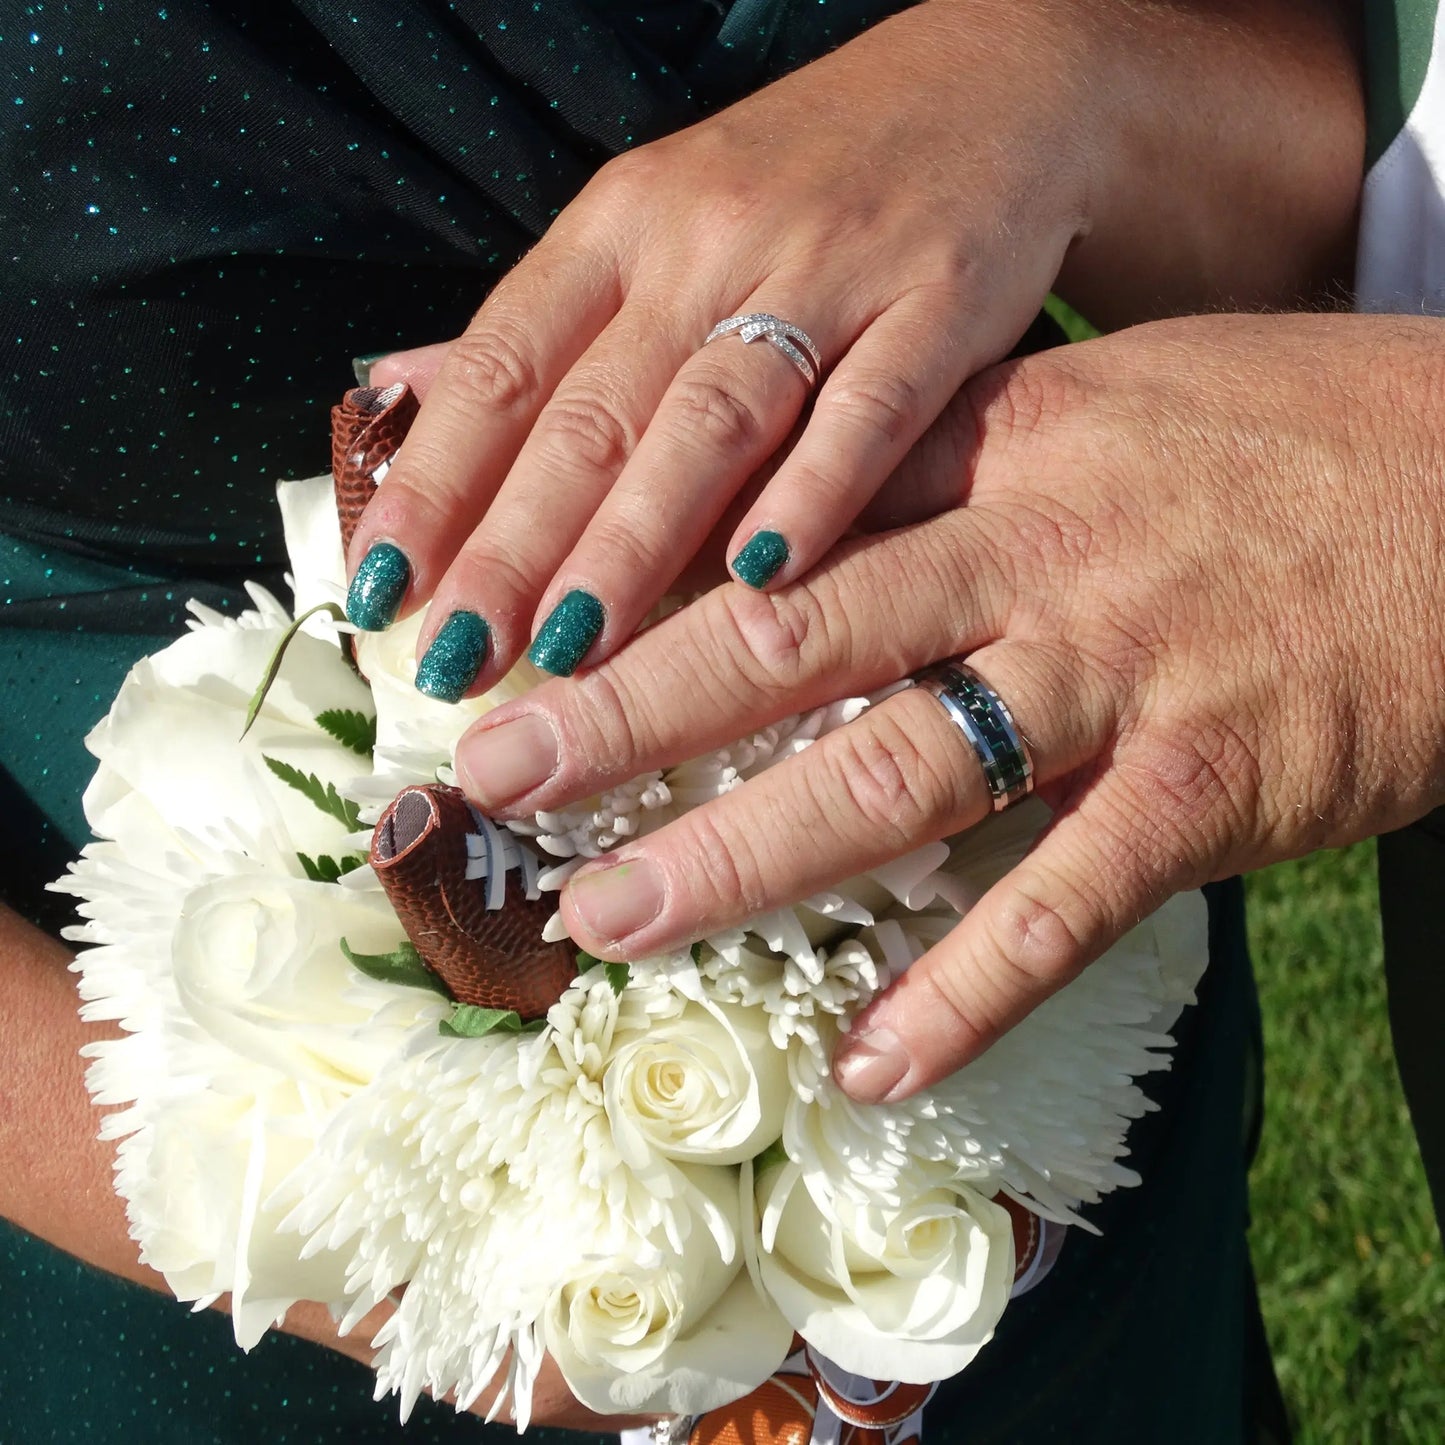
[914, 660, 1035, 812]
[704, 313, 822, 387]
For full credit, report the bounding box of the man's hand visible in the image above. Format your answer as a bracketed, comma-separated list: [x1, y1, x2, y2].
[454, 312, 1445, 1099]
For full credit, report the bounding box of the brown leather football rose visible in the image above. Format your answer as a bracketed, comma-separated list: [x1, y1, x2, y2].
[331, 382, 420, 554]
[370, 782, 577, 1018]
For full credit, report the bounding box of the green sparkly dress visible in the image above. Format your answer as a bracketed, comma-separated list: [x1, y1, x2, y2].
[2, 2, 1276, 1439]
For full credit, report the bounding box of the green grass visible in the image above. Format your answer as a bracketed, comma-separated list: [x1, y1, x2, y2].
[1245, 844, 1445, 1442]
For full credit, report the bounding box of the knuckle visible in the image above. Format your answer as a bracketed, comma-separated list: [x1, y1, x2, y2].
[668, 376, 768, 456]
[716, 583, 842, 692]
[1119, 720, 1262, 860]
[817, 711, 962, 846]
[578, 512, 661, 581]
[461, 546, 538, 610]
[448, 326, 541, 417]
[986, 879, 1089, 990]
[962, 351, 1093, 453]
[1000, 496, 1109, 574]
[536, 394, 636, 477]
[824, 370, 925, 450]
[587, 147, 662, 207]
[920, 951, 1009, 1048]
[567, 666, 658, 778]
[673, 805, 770, 923]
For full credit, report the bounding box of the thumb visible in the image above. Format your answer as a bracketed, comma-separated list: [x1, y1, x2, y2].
[832, 773, 1195, 1102]
[368, 341, 453, 399]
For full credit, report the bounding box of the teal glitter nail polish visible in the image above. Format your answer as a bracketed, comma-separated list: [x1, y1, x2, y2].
[346, 542, 409, 631]
[351, 351, 391, 387]
[730, 530, 790, 589]
[415, 610, 491, 702]
[528, 590, 604, 676]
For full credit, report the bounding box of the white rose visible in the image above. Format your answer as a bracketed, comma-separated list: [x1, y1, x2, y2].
[82, 599, 371, 861]
[127, 1084, 362, 1348]
[546, 1165, 793, 1415]
[604, 999, 790, 1167]
[276, 473, 348, 616]
[750, 1159, 1014, 1383]
[171, 871, 422, 1085]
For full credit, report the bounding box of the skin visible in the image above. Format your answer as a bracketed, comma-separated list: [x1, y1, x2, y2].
[452, 312, 1445, 1101]
[349, 0, 1361, 688]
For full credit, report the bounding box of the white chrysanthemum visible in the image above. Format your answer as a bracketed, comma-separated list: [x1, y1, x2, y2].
[771, 801, 1208, 1227]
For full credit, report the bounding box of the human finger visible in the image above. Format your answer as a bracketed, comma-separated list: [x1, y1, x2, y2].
[343, 239, 620, 631]
[722, 290, 1012, 589]
[410, 296, 697, 697]
[366, 342, 451, 399]
[831, 751, 1196, 1104]
[515, 293, 855, 677]
[453, 516, 1015, 816]
[552, 640, 1114, 960]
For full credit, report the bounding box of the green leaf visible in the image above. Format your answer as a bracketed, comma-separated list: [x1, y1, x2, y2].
[264, 756, 362, 831]
[604, 961, 630, 996]
[575, 949, 602, 975]
[753, 1137, 789, 1175]
[440, 1004, 522, 1038]
[340, 937, 449, 996]
[315, 707, 377, 757]
[240, 602, 348, 740]
[298, 852, 368, 883]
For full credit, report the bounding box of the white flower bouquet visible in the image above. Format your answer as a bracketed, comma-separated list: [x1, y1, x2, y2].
[54, 389, 1208, 1430]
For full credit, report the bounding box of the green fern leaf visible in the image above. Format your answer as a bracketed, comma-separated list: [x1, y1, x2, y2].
[263, 756, 362, 831]
[315, 708, 377, 757]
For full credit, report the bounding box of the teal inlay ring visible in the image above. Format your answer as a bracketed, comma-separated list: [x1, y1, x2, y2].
[913, 660, 1035, 811]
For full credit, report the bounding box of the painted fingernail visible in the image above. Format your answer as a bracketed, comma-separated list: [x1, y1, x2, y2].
[567, 858, 665, 945]
[833, 1027, 908, 1103]
[351, 351, 392, 387]
[346, 542, 409, 631]
[730, 530, 790, 589]
[415, 610, 491, 703]
[455, 713, 559, 807]
[528, 590, 604, 676]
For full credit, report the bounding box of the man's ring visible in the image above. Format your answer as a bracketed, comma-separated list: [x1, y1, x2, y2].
[914, 661, 1035, 811]
[704, 313, 822, 387]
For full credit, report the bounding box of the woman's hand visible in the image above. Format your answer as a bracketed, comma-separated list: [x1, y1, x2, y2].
[345, 0, 1359, 695]
[451, 312, 1445, 1100]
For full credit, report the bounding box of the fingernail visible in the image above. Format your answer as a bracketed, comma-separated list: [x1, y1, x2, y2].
[528, 590, 604, 676]
[833, 1027, 908, 1103]
[346, 542, 409, 631]
[455, 713, 559, 806]
[567, 859, 665, 945]
[352, 351, 392, 387]
[730, 530, 790, 589]
[415, 610, 491, 703]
